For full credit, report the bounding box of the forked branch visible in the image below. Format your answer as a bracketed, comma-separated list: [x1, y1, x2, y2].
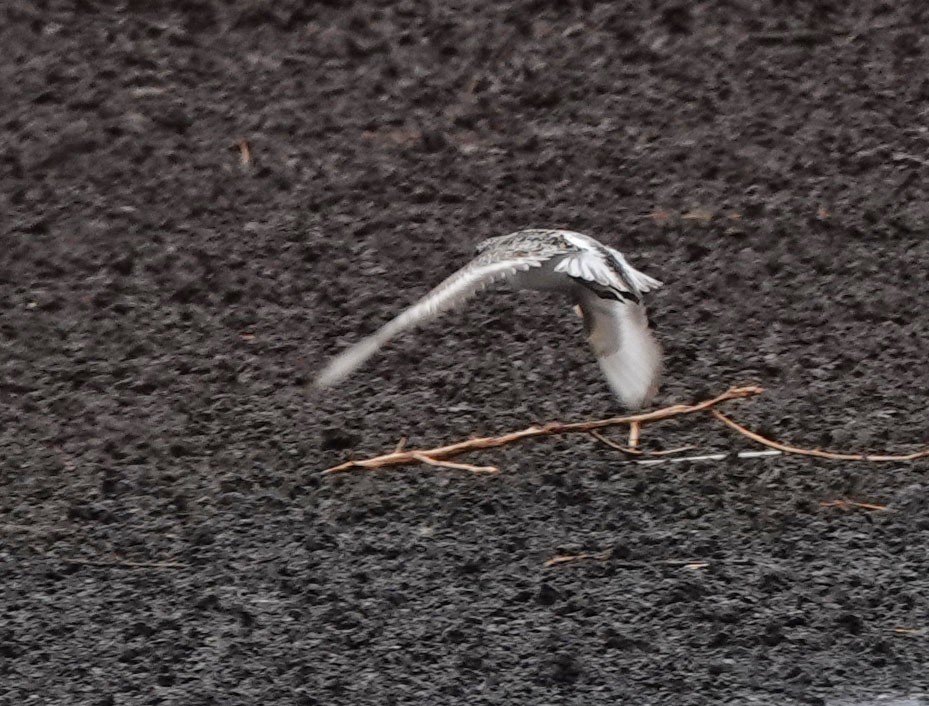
[712, 409, 929, 462]
[322, 385, 763, 475]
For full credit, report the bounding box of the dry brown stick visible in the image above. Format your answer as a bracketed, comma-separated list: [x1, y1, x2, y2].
[546, 553, 714, 569]
[409, 452, 499, 474]
[712, 409, 929, 462]
[237, 138, 251, 166]
[545, 549, 612, 567]
[889, 627, 926, 636]
[628, 420, 641, 449]
[589, 429, 642, 455]
[322, 385, 763, 475]
[588, 430, 694, 457]
[819, 499, 892, 512]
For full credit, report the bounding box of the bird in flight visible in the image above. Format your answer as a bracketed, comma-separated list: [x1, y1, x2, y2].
[314, 229, 663, 409]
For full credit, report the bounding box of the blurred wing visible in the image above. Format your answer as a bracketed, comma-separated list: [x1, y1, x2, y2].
[314, 255, 546, 388]
[577, 291, 662, 409]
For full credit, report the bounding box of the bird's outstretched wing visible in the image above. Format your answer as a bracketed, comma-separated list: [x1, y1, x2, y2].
[313, 252, 550, 388]
[576, 289, 662, 409]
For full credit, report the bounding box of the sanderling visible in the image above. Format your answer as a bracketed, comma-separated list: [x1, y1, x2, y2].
[314, 229, 663, 409]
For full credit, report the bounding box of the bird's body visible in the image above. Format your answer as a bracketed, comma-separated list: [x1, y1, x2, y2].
[315, 229, 663, 408]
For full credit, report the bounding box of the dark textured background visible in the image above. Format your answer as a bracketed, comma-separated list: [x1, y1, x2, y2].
[2, 1, 929, 704]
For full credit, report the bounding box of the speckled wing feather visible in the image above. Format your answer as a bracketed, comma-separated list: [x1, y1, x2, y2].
[313, 240, 566, 389]
[474, 229, 576, 259]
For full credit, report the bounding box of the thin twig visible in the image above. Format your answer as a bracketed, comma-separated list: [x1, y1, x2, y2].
[628, 420, 641, 449]
[713, 409, 929, 462]
[322, 386, 763, 475]
[588, 430, 694, 457]
[889, 627, 926, 636]
[409, 452, 499, 474]
[589, 429, 642, 455]
[819, 499, 892, 512]
[545, 549, 612, 566]
[237, 138, 251, 167]
[635, 449, 781, 466]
